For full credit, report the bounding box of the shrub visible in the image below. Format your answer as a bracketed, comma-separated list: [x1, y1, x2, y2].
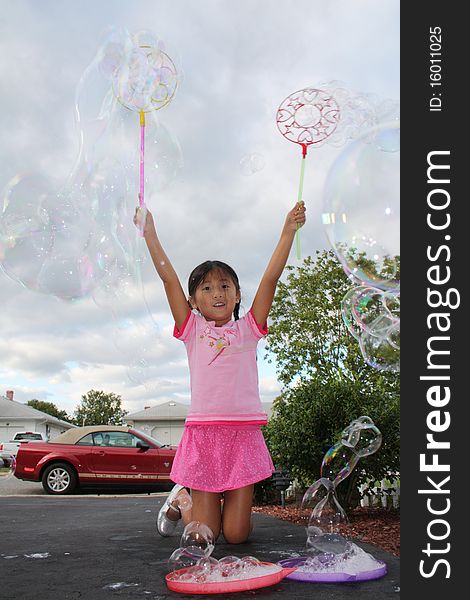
[263, 378, 399, 510]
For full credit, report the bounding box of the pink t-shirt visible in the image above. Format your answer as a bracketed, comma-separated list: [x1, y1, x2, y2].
[174, 310, 268, 425]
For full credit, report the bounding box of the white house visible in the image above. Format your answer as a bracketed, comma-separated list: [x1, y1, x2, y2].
[0, 391, 75, 441]
[126, 400, 274, 446]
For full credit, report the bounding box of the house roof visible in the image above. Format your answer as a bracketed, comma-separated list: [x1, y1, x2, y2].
[125, 400, 273, 421]
[126, 401, 189, 420]
[0, 395, 75, 428]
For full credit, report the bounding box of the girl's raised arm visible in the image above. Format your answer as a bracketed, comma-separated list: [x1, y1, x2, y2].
[135, 208, 190, 330]
[251, 202, 306, 327]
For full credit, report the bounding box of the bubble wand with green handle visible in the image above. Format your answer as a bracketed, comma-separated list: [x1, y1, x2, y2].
[295, 144, 308, 258]
[276, 88, 340, 259]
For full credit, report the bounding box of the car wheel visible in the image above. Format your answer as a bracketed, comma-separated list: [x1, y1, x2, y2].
[41, 462, 78, 495]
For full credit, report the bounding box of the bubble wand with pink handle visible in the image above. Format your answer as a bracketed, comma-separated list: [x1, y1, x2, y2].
[276, 88, 340, 258]
[112, 37, 178, 234]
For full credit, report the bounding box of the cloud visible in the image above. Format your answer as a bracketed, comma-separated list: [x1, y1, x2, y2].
[0, 0, 399, 414]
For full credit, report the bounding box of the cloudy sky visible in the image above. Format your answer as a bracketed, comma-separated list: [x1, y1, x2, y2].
[0, 0, 399, 418]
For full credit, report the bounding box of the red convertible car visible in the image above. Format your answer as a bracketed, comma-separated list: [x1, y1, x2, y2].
[14, 425, 177, 495]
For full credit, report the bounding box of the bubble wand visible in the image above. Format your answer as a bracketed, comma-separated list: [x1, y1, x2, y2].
[276, 88, 340, 258]
[112, 40, 178, 234]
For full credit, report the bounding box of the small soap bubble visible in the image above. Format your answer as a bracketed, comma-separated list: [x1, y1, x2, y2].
[168, 547, 204, 573]
[180, 521, 215, 557]
[295, 104, 321, 128]
[239, 153, 265, 176]
[216, 556, 242, 578]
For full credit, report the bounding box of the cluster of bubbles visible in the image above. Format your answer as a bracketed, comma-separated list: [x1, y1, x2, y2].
[0, 454, 16, 482]
[296, 417, 383, 574]
[0, 27, 183, 390]
[341, 285, 399, 372]
[321, 113, 400, 372]
[316, 80, 399, 149]
[167, 521, 280, 584]
[296, 542, 384, 575]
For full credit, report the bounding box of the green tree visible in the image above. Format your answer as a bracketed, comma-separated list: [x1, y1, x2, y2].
[27, 399, 71, 422]
[265, 250, 399, 392]
[263, 250, 400, 508]
[73, 390, 127, 426]
[264, 378, 399, 509]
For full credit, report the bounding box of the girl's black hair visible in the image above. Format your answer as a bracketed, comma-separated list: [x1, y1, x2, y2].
[188, 260, 241, 320]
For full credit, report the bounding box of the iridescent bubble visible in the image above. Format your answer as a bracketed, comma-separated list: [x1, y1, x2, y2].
[0, 453, 16, 482]
[180, 521, 215, 557]
[341, 286, 370, 340]
[168, 547, 204, 573]
[341, 285, 400, 371]
[375, 123, 400, 152]
[126, 357, 149, 385]
[113, 317, 158, 358]
[112, 37, 178, 113]
[239, 556, 261, 571]
[322, 121, 400, 291]
[350, 287, 393, 337]
[239, 153, 265, 176]
[320, 442, 359, 486]
[302, 478, 348, 533]
[142, 114, 183, 193]
[302, 478, 331, 510]
[295, 104, 322, 128]
[308, 487, 348, 533]
[341, 417, 382, 457]
[216, 556, 242, 579]
[197, 556, 219, 575]
[0, 173, 54, 290]
[359, 331, 400, 373]
[36, 251, 101, 301]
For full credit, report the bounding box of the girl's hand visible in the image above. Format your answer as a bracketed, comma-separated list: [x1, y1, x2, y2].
[133, 206, 156, 239]
[284, 201, 306, 232]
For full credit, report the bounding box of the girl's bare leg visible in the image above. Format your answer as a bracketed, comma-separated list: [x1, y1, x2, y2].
[179, 489, 223, 540]
[221, 484, 254, 544]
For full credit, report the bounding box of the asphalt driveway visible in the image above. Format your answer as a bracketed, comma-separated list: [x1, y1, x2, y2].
[0, 494, 399, 600]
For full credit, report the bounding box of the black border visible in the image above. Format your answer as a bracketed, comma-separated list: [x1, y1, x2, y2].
[401, 2, 464, 596]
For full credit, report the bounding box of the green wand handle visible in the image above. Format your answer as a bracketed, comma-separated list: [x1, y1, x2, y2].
[296, 146, 307, 259]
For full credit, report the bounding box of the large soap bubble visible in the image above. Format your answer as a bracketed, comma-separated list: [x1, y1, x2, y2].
[112, 29, 178, 113]
[303, 416, 382, 531]
[180, 521, 215, 558]
[322, 121, 400, 291]
[0, 173, 54, 291]
[279, 417, 386, 582]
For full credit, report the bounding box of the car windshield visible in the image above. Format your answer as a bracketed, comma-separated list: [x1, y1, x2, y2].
[15, 433, 43, 440]
[134, 430, 167, 447]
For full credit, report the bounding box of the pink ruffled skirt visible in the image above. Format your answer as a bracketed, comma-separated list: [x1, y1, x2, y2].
[170, 424, 274, 493]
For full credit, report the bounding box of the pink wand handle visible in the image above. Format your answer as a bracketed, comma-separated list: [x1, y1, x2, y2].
[139, 110, 145, 207]
[135, 110, 147, 237]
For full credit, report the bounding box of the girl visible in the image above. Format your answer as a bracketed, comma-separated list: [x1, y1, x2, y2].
[134, 201, 306, 544]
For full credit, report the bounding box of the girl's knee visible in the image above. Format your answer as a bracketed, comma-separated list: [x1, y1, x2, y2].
[222, 525, 250, 544]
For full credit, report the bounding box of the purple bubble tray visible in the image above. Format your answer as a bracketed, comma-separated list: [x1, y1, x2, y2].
[278, 556, 387, 583]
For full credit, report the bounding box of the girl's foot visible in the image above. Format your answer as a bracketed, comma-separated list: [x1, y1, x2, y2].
[156, 484, 191, 536]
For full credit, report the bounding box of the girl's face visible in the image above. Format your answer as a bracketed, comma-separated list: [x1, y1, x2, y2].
[189, 269, 240, 327]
